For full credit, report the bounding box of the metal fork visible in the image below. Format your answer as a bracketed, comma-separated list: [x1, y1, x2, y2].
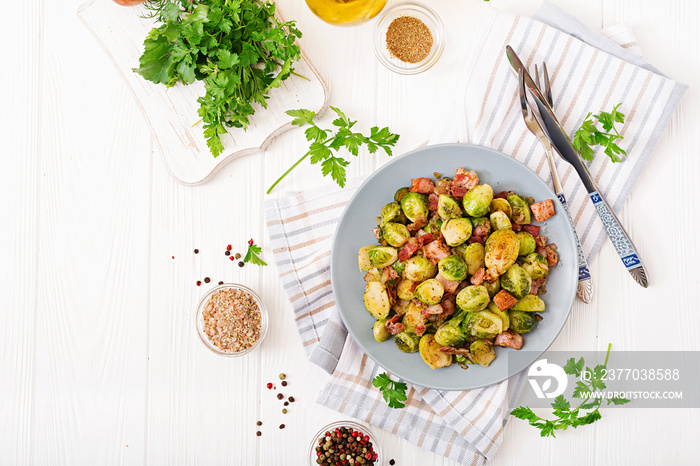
[518, 68, 593, 303]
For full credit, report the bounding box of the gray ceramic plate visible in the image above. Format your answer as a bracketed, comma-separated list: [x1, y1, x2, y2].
[330, 144, 577, 390]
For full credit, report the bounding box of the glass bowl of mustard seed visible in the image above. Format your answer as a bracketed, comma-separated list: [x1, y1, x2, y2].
[309, 420, 382, 466]
[196, 283, 268, 357]
[373, 1, 444, 75]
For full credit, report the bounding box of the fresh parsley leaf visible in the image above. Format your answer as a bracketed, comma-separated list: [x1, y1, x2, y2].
[266, 108, 400, 193]
[243, 241, 267, 266]
[372, 372, 408, 409]
[572, 104, 627, 163]
[511, 344, 631, 438]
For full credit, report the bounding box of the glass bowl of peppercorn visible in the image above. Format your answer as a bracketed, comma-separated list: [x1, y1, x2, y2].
[309, 420, 382, 466]
[372, 1, 444, 75]
[195, 283, 269, 357]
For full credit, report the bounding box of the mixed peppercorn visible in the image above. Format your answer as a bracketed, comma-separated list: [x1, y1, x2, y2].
[314, 426, 378, 465]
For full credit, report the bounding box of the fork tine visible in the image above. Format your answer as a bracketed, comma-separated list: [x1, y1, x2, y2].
[542, 62, 553, 107]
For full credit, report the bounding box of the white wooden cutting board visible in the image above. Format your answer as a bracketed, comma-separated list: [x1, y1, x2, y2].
[77, 0, 328, 185]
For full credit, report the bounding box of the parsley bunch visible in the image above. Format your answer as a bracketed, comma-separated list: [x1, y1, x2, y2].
[573, 103, 627, 163]
[372, 372, 408, 409]
[511, 344, 630, 438]
[134, 0, 302, 156]
[267, 107, 400, 193]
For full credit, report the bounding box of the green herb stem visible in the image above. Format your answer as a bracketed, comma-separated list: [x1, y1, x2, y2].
[267, 152, 310, 194]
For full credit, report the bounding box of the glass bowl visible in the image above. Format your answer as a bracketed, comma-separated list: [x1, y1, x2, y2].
[195, 283, 268, 357]
[308, 420, 382, 466]
[372, 1, 445, 75]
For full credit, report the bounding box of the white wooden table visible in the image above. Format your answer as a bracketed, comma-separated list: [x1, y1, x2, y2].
[2, 0, 698, 464]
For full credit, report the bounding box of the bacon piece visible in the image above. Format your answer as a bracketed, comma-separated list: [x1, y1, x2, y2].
[451, 168, 479, 190]
[428, 193, 439, 211]
[484, 268, 500, 283]
[495, 191, 509, 199]
[494, 330, 524, 350]
[468, 235, 484, 244]
[386, 286, 396, 305]
[530, 199, 556, 222]
[535, 235, 548, 247]
[385, 314, 405, 335]
[493, 290, 518, 311]
[416, 230, 435, 245]
[398, 238, 419, 261]
[423, 240, 451, 265]
[470, 267, 486, 286]
[372, 227, 381, 241]
[435, 272, 460, 294]
[441, 295, 456, 318]
[422, 304, 444, 317]
[473, 224, 489, 238]
[381, 266, 399, 283]
[512, 222, 522, 232]
[407, 217, 429, 233]
[521, 224, 540, 237]
[409, 178, 435, 194]
[451, 187, 467, 200]
[541, 243, 559, 266]
[531, 278, 548, 295]
[438, 346, 472, 355]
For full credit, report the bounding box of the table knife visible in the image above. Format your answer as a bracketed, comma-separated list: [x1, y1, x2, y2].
[506, 45, 649, 288]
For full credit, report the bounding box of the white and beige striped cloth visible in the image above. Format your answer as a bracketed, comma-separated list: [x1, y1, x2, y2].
[264, 3, 686, 465]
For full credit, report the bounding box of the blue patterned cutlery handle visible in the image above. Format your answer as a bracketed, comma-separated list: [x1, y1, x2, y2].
[556, 192, 591, 282]
[589, 191, 648, 287]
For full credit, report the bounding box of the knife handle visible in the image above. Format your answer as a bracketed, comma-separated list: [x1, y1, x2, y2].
[556, 192, 591, 282]
[588, 191, 648, 287]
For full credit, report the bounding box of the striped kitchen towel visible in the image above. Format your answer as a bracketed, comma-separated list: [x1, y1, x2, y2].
[264, 2, 686, 465]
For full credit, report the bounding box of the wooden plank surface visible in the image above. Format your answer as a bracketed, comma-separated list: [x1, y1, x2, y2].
[2, 0, 699, 465]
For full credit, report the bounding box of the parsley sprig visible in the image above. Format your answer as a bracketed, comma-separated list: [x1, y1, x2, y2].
[511, 344, 630, 438]
[372, 372, 408, 409]
[243, 239, 267, 266]
[266, 107, 400, 194]
[134, 0, 303, 157]
[573, 103, 627, 163]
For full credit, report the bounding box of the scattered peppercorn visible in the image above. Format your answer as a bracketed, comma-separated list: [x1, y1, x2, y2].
[204, 277, 210, 283]
[256, 431, 261, 436]
[284, 401, 289, 406]
[257, 421, 262, 426]
[226, 244, 232, 251]
[281, 381, 287, 387]
[277, 393, 284, 400]
[238, 261, 244, 267]
[218, 281, 224, 285]
[196, 281, 201, 286]
[248, 238, 254, 246]
[225, 250, 230, 256]
[279, 373, 286, 380]
[194, 249, 199, 254]
[229, 256, 235, 261]
[279, 424, 285, 429]
[390, 460, 395, 465]
[288, 396, 295, 403]
[235, 253, 242, 259]
[282, 409, 287, 414]
[266, 383, 273, 389]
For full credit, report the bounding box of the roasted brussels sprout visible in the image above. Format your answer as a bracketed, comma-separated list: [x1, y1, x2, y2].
[507, 193, 531, 224]
[368, 246, 398, 268]
[363, 281, 390, 319]
[437, 194, 463, 220]
[394, 187, 410, 203]
[402, 300, 425, 334]
[441, 218, 473, 247]
[454, 354, 474, 366]
[485, 229, 520, 275]
[470, 339, 496, 367]
[487, 302, 510, 331]
[394, 331, 420, 353]
[509, 310, 536, 334]
[500, 264, 533, 300]
[472, 217, 492, 236]
[456, 285, 490, 313]
[461, 243, 485, 275]
[516, 231, 537, 256]
[512, 294, 545, 312]
[400, 192, 429, 223]
[358, 245, 376, 271]
[382, 222, 411, 247]
[423, 218, 444, 239]
[403, 255, 437, 282]
[434, 315, 469, 347]
[483, 278, 500, 298]
[415, 279, 445, 305]
[520, 252, 549, 279]
[464, 311, 503, 339]
[396, 279, 416, 300]
[364, 268, 382, 283]
[380, 202, 408, 226]
[419, 334, 453, 369]
[373, 320, 391, 342]
[489, 210, 512, 231]
[462, 184, 494, 217]
[438, 255, 468, 282]
[489, 198, 512, 218]
[392, 260, 406, 277]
